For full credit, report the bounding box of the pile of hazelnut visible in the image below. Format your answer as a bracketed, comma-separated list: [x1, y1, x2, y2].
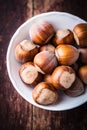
[15, 20, 87, 106]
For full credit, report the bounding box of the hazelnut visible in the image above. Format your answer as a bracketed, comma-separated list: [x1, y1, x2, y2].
[32, 82, 58, 105]
[29, 21, 55, 46]
[15, 40, 39, 63]
[44, 74, 52, 84]
[53, 29, 74, 46]
[64, 77, 85, 97]
[78, 65, 87, 84]
[19, 62, 42, 86]
[79, 48, 87, 65]
[40, 44, 55, 54]
[34, 51, 58, 74]
[55, 45, 79, 65]
[52, 66, 76, 90]
[73, 23, 87, 47]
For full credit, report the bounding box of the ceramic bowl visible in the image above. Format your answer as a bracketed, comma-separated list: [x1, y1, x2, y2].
[7, 12, 87, 111]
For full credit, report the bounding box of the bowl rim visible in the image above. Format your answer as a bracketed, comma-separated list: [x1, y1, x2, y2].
[6, 11, 87, 111]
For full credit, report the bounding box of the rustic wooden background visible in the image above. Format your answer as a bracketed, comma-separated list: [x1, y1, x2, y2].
[0, 0, 87, 130]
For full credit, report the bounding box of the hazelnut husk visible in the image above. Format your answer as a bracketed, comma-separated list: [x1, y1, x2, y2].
[73, 23, 87, 47]
[78, 65, 87, 84]
[19, 62, 42, 86]
[29, 21, 55, 46]
[52, 66, 76, 90]
[64, 77, 85, 97]
[55, 45, 79, 65]
[53, 29, 74, 46]
[34, 51, 58, 74]
[32, 82, 58, 105]
[15, 40, 39, 63]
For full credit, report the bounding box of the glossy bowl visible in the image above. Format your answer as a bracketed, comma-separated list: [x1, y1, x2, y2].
[7, 12, 87, 111]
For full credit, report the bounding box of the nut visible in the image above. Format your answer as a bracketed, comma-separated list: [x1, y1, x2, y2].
[29, 21, 55, 46]
[15, 40, 39, 63]
[55, 45, 79, 65]
[52, 66, 76, 90]
[53, 29, 74, 46]
[19, 62, 42, 86]
[32, 82, 58, 105]
[40, 44, 55, 54]
[34, 51, 58, 74]
[78, 65, 87, 84]
[73, 23, 87, 47]
[79, 48, 87, 65]
[64, 77, 85, 97]
[44, 74, 52, 84]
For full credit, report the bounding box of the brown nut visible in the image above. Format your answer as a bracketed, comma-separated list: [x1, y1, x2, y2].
[32, 82, 58, 105]
[52, 66, 76, 90]
[40, 44, 55, 54]
[15, 40, 39, 63]
[44, 74, 52, 84]
[79, 48, 87, 65]
[29, 21, 55, 46]
[73, 23, 87, 47]
[64, 77, 85, 97]
[34, 51, 58, 74]
[55, 45, 79, 65]
[78, 65, 87, 84]
[53, 29, 74, 46]
[19, 62, 42, 86]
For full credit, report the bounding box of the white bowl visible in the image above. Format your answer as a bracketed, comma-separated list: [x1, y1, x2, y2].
[7, 12, 87, 111]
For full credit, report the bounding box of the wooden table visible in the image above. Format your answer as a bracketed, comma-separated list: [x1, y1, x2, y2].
[0, 0, 87, 130]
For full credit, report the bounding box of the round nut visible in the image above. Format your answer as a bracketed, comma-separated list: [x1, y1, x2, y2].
[32, 82, 58, 105]
[15, 40, 39, 63]
[40, 44, 55, 54]
[19, 62, 42, 86]
[52, 66, 76, 90]
[73, 23, 87, 47]
[64, 77, 85, 97]
[78, 65, 87, 84]
[34, 51, 58, 74]
[53, 29, 74, 46]
[29, 21, 55, 46]
[55, 45, 79, 65]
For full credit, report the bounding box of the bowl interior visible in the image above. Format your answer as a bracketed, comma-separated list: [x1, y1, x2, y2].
[7, 12, 87, 111]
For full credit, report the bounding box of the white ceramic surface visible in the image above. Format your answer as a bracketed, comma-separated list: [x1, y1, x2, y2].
[7, 12, 87, 111]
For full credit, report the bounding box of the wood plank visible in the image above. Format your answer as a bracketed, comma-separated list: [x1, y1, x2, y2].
[32, 103, 87, 130]
[0, 0, 33, 130]
[33, 0, 87, 21]
[32, 0, 87, 130]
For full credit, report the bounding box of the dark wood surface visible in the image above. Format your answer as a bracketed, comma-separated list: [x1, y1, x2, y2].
[0, 0, 87, 130]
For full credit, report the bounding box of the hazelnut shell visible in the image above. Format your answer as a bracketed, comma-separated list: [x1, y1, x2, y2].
[64, 77, 85, 97]
[32, 82, 58, 105]
[29, 21, 55, 46]
[34, 51, 58, 74]
[52, 66, 76, 90]
[55, 45, 79, 65]
[19, 62, 42, 86]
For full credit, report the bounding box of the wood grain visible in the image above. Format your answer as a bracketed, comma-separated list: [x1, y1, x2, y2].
[33, 0, 87, 21]
[0, 0, 33, 130]
[0, 0, 87, 130]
